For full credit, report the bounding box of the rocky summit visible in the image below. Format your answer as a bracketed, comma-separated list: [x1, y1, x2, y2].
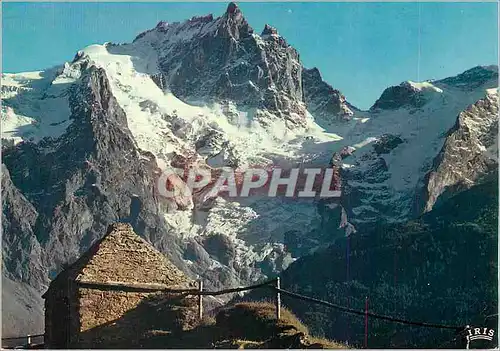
[1, 2, 498, 347]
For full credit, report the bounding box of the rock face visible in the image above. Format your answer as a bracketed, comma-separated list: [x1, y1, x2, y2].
[439, 65, 499, 90]
[423, 89, 498, 212]
[2, 164, 45, 291]
[261, 24, 278, 36]
[331, 69, 497, 230]
[140, 2, 306, 126]
[302, 68, 354, 124]
[1, 276, 44, 339]
[131, 2, 352, 127]
[370, 81, 430, 110]
[1, 65, 204, 336]
[1, 3, 498, 343]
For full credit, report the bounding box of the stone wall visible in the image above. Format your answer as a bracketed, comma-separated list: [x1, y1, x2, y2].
[76, 288, 198, 348]
[44, 279, 80, 348]
[43, 223, 198, 348]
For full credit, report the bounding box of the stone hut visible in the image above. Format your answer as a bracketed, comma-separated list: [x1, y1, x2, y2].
[42, 223, 197, 348]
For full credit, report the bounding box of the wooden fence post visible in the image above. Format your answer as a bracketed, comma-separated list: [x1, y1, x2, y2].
[364, 296, 369, 348]
[275, 277, 281, 320]
[464, 325, 471, 349]
[198, 280, 203, 320]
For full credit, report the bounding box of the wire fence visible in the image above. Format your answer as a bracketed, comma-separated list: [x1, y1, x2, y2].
[1, 334, 44, 349]
[2, 277, 480, 349]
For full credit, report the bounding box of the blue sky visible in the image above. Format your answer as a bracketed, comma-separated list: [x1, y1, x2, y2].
[2, 2, 498, 109]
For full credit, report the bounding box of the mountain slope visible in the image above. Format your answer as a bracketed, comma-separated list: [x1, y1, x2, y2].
[1, 276, 44, 338]
[334, 67, 497, 228]
[2, 66, 193, 287]
[245, 177, 498, 348]
[423, 87, 498, 212]
[1, 2, 354, 299]
[1, 2, 498, 338]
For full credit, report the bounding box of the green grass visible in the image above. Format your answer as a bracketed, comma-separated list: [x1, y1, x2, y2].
[214, 301, 344, 348]
[216, 301, 308, 340]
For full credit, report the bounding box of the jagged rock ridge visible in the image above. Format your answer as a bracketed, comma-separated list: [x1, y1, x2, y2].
[130, 2, 353, 126]
[2, 66, 193, 290]
[1, 3, 498, 340]
[423, 88, 498, 211]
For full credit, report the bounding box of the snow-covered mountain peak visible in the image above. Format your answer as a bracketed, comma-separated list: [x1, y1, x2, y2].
[404, 80, 443, 93]
[62, 39, 344, 173]
[370, 80, 443, 111]
[335, 66, 497, 226]
[121, 3, 358, 129]
[1, 64, 83, 145]
[370, 66, 497, 112]
[132, 2, 252, 49]
[2, 3, 498, 310]
[132, 14, 220, 51]
[437, 65, 498, 91]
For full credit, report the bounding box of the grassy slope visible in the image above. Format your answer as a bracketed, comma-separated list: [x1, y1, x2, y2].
[137, 302, 345, 349]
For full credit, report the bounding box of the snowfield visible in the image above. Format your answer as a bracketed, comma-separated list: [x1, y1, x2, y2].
[2, 29, 497, 285]
[77, 44, 343, 169]
[1, 69, 75, 144]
